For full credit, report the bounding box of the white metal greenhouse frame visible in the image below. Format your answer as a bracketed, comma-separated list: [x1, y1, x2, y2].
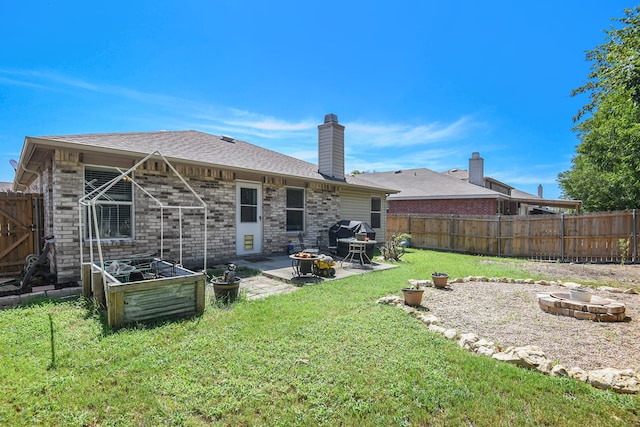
[78, 150, 208, 279]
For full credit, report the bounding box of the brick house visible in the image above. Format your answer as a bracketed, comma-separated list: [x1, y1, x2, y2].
[359, 152, 581, 216]
[13, 114, 395, 284]
[442, 152, 581, 214]
[359, 167, 511, 215]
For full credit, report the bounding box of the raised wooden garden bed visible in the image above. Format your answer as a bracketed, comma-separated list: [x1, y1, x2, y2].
[84, 259, 205, 328]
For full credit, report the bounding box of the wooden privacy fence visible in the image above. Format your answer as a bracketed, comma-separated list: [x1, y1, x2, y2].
[386, 210, 639, 263]
[0, 192, 44, 275]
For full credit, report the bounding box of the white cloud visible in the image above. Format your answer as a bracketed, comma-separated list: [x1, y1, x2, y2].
[0, 69, 99, 92]
[346, 116, 481, 147]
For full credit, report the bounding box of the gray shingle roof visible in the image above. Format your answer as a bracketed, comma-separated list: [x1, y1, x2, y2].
[357, 168, 507, 199]
[28, 130, 391, 191]
[510, 188, 539, 199]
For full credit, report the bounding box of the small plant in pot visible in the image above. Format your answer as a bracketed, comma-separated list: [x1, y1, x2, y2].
[431, 271, 449, 288]
[401, 282, 425, 307]
[210, 263, 241, 304]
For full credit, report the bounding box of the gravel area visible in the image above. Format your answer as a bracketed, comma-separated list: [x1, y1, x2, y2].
[419, 280, 639, 372]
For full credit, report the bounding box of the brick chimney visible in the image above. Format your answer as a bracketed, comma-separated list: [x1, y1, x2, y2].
[538, 184, 543, 198]
[468, 152, 484, 187]
[318, 113, 345, 180]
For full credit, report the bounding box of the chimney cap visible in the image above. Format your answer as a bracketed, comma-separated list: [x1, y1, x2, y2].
[471, 151, 481, 158]
[324, 113, 339, 124]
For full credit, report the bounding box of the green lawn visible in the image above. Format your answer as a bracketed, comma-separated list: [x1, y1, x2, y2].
[1, 249, 638, 426]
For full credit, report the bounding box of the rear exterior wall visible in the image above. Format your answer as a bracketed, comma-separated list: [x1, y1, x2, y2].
[46, 149, 347, 284]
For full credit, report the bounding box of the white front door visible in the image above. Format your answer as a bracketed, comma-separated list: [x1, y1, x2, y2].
[236, 181, 262, 256]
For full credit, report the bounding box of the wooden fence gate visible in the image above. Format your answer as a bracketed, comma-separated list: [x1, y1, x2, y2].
[0, 193, 44, 276]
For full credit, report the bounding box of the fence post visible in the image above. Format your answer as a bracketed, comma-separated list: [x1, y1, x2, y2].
[633, 209, 637, 263]
[560, 213, 565, 263]
[497, 215, 501, 257]
[450, 215, 454, 251]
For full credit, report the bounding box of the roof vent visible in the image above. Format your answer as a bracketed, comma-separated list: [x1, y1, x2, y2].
[221, 135, 235, 142]
[394, 170, 402, 174]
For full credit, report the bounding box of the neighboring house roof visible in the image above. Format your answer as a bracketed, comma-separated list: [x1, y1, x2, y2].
[0, 182, 13, 192]
[357, 168, 509, 200]
[16, 130, 395, 193]
[510, 188, 538, 199]
[357, 168, 582, 211]
[442, 168, 581, 211]
[441, 168, 468, 181]
[442, 168, 514, 191]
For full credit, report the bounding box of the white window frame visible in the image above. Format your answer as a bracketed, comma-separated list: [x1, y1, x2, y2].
[371, 196, 382, 229]
[84, 165, 134, 241]
[286, 187, 305, 233]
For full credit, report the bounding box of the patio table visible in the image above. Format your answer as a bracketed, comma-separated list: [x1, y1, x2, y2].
[338, 238, 377, 268]
[289, 254, 318, 277]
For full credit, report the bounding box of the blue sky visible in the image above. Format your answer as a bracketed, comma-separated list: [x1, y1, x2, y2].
[0, 1, 634, 199]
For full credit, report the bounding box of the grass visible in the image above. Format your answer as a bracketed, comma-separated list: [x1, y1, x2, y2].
[0, 249, 638, 426]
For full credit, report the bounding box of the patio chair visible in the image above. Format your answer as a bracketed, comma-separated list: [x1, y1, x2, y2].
[340, 240, 372, 269]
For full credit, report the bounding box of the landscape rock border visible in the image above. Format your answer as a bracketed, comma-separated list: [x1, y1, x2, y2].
[378, 276, 639, 394]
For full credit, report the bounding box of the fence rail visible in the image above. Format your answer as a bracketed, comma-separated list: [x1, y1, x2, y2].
[386, 210, 639, 263]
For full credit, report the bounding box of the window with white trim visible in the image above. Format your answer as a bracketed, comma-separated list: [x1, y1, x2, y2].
[371, 196, 381, 229]
[286, 188, 304, 232]
[84, 166, 133, 239]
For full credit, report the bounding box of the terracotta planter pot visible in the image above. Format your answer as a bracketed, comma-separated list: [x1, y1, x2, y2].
[402, 288, 425, 306]
[431, 274, 449, 288]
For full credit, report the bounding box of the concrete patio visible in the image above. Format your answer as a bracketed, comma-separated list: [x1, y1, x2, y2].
[230, 253, 397, 299]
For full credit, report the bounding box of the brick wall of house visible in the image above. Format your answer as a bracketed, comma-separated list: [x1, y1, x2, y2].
[262, 185, 285, 254]
[261, 183, 340, 253]
[130, 171, 235, 266]
[305, 183, 341, 248]
[389, 198, 497, 215]
[51, 150, 84, 284]
[49, 150, 345, 284]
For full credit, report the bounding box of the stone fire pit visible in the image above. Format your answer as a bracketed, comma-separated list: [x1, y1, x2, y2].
[537, 292, 626, 322]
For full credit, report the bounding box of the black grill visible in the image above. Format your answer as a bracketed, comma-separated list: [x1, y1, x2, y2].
[328, 220, 376, 258]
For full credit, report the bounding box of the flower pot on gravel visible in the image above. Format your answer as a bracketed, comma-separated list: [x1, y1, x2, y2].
[401, 288, 425, 306]
[431, 272, 449, 288]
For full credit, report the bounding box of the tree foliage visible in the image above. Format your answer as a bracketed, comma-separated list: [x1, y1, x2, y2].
[558, 7, 640, 211]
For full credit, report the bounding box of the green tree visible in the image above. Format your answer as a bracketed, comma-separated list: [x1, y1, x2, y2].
[558, 7, 640, 211]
